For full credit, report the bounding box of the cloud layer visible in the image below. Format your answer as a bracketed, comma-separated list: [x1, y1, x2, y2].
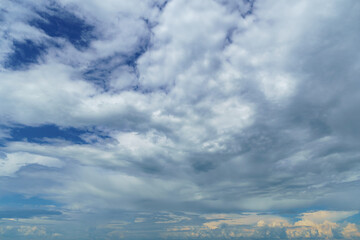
[1, 0, 360, 239]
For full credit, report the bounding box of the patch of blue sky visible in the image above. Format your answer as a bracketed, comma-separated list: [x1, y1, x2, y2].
[131, 85, 170, 96]
[0, 194, 62, 219]
[275, 205, 328, 216]
[242, 0, 256, 17]
[4, 39, 46, 70]
[7, 124, 88, 144]
[125, 38, 150, 70]
[82, 55, 122, 90]
[222, 27, 237, 49]
[83, 39, 150, 90]
[6, 124, 113, 144]
[153, 0, 170, 12]
[0, 8, 6, 22]
[0, 194, 58, 208]
[0, 209, 61, 219]
[344, 212, 360, 224]
[30, 7, 95, 50]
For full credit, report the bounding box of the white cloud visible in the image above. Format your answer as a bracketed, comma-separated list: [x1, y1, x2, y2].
[0, 152, 63, 176]
[299, 211, 358, 224]
[202, 213, 289, 230]
[138, 0, 238, 89]
[17, 225, 46, 236]
[287, 221, 338, 239]
[167, 211, 360, 239]
[52, 232, 62, 237]
[342, 223, 360, 239]
[0, 63, 97, 126]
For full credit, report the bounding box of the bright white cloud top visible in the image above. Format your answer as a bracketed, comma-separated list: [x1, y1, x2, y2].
[0, 0, 360, 239]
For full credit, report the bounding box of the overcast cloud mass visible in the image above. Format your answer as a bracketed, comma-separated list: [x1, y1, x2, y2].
[1, 0, 360, 239]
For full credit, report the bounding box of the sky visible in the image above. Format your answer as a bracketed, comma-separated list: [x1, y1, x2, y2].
[0, 0, 360, 239]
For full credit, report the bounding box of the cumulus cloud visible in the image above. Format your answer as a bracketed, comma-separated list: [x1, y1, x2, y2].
[299, 211, 359, 224]
[0, 224, 48, 240]
[342, 223, 360, 239]
[162, 211, 360, 239]
[17, 225, 46, 236]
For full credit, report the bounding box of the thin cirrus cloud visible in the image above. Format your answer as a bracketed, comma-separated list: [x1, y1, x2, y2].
[0, 0, 360, 239]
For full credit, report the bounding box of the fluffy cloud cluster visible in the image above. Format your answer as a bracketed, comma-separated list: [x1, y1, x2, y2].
[0, 225, 47, 239]
[1, 210, 359, 240]
[163, 211, 360, 239]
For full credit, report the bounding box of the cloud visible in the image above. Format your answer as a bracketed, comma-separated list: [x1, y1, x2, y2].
[202, 213, 288, 230]
[299, 211, 359, 224]
[17, 225, 46, 236]
[0, 0, 359, 215]
[51, 232, 62, 237]
[0, 225, 47, 239]
[1, 0, 360, 239]
[163, 211, 360, 239]
[342, 223, 360, 239]
[0, 152, 63, 176]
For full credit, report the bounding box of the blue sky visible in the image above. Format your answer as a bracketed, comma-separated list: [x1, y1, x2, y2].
[1, 0, 360, 239]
